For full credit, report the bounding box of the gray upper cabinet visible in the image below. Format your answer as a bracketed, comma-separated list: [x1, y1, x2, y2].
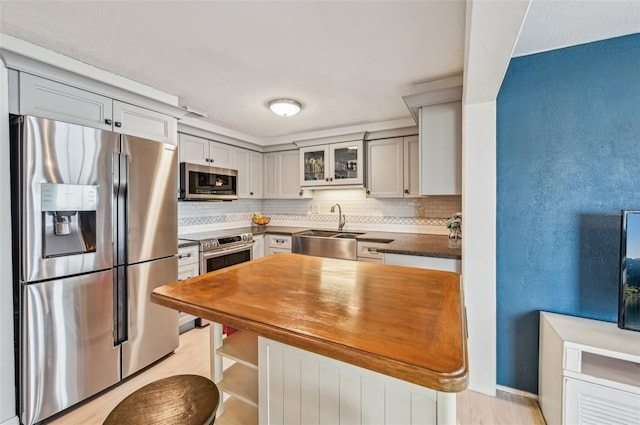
[403, 135, 421, 198]
[19, 73, 177, 144]
[366, 135, 421, 198]
[235, 148, 263, 199]
[20, 73, 113, 131]
[264, 150, 309, 199]
[299, 140, 364, 188]
[178, 133, 235, 169]
[113, 101, 177, 144]
[419, 100, 462, 195]
[366, 137, 404, 198]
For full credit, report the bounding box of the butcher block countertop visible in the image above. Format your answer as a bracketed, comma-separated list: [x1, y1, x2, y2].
[151, 253, 468, 392]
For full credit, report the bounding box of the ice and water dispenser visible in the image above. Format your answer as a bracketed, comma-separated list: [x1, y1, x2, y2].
[41, 183, 98, 257]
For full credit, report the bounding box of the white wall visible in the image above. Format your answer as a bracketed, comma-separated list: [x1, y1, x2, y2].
[0, 61, 19, 425]
[461, 101, 497, 395]
[462, 0, 530, 395]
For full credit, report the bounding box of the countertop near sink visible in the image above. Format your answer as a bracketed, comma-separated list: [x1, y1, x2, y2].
[179, 226, 461, 260]
[359, 231, 461, 260]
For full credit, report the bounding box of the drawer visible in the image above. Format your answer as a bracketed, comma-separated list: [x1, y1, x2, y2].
[267, 234, 292, 250]
[357, 241, 388, 260]
[178, 246, 199, 266]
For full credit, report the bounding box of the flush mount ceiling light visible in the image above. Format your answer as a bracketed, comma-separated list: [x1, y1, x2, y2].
[267, 98, 302, 117]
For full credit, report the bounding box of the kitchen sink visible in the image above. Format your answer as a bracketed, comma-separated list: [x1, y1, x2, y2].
[333, 233, 361, 239]
[292, 230, 365, 260]
[297, 230, 342, 238]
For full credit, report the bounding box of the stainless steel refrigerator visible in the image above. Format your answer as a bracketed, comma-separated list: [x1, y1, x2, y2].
[10, 115, 179, 425]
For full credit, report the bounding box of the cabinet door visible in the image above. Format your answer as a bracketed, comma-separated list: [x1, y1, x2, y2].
[279, 150, 303, 198]
[564, 378, 640, 425]
[403, 136, 421, 198]
[20, 73, 113, 130]
[263, 153, 278, 198]
[179, 133, 209, 166]
[419, 101, 462, 195]
[237, 148, 263, 199]
[113, 101, 177, 144]
[178, 263, 199, 281]
[249, 151, 264, 198]
[367, 138, 403, 198]
[300, 145, 329, 186]
[235, 148, 251, 198]
[253, 235, 265, 260]
[209, 141, 235, 169]
[331, 140, 363, 186]
[384, 253, 461, 273]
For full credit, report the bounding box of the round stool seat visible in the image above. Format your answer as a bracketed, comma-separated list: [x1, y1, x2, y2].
[103, 374, 220, 425]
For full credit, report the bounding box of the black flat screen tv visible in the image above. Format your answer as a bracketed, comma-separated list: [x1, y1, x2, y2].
[619, 210, 640, 331]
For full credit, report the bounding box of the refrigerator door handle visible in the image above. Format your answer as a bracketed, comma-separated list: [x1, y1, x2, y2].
[114, 152, 128, 266]
[113, 265, 128, 345]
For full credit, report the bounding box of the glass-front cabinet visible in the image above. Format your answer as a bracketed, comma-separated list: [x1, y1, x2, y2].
[300, 141, 363, 187]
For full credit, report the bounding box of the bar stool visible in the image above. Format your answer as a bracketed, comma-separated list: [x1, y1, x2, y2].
[103, 374, 220, 425]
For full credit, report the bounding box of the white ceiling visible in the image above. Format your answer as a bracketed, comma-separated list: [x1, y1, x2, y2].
[514, 0, 640, 57]
[0, 1, 638, 144]
[0, 1, 467, 143]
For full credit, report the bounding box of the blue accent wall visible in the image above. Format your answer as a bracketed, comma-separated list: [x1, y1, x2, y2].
[496, 33, 640, 393]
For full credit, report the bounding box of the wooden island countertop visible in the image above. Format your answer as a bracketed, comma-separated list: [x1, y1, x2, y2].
[151, 253, 468, 392]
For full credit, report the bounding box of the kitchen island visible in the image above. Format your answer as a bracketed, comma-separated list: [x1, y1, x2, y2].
[151, 253, 468, 425]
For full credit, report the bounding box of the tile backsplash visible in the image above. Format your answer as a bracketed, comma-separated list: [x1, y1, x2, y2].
[178, 189, 461, 235]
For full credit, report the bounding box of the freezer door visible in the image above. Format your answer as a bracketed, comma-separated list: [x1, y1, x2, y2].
[15, 116, 119, 282]
[21, 270, 120, 425]
[122, 256, 179, 378]
[121, 135, 178, 265]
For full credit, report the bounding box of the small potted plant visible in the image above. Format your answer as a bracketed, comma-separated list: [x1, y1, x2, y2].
[446, 212, 462, 245]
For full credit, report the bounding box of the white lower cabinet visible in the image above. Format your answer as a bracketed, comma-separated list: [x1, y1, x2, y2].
[177, 245, 199, 331]
[265, 234, 291, 256]
[252, 234, 265, 260]
[258, 337, 455, 425]
[210, 326, 456, 425]
[384, 253, 461, 273]
[356, 241, 387, 263]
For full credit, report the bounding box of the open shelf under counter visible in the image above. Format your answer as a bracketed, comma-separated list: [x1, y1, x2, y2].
[217, 330, 258, 369]
[216, 396, 258, 425]
[217, 362, 258, 408]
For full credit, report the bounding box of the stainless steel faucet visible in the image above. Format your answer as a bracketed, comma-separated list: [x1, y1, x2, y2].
[330, 203, 346, 231]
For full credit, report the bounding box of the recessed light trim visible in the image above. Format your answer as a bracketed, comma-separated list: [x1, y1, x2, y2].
[268, 98, 302, 117]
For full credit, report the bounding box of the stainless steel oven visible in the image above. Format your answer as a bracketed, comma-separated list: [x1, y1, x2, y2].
[201, 242, 253, 274]
[178, 230, 254, 327]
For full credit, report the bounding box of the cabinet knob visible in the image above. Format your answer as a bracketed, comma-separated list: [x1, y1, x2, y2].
[250, 192, 254, 196]
[366, 190, 370, 195]
[104, 119, 112, 125]
[114, 121, 122, 128]
[404, 189, 410, 194]
[299, 190, 303, 196]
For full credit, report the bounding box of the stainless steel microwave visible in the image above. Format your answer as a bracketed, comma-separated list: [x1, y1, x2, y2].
[179, 162, 238, 201]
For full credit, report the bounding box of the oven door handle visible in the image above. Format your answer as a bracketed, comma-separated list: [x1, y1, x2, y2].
[201, 242, 254, 259]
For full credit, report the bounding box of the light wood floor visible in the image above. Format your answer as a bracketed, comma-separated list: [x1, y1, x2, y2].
[46, 326, 546, 424]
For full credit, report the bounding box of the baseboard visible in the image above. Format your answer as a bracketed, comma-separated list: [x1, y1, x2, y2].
[0, 415, 19, 425]
[496, 385, 538, 400]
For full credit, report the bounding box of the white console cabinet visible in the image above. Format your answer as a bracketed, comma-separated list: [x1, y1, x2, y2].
[539, 312, 640, 425]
